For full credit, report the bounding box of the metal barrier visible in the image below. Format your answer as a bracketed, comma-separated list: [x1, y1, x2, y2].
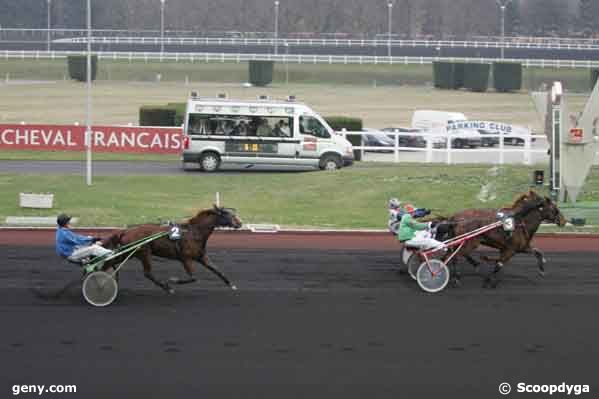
[47, 36, 599, 51]
[338, 131, 548, 165]
[3, 50, 599, 69]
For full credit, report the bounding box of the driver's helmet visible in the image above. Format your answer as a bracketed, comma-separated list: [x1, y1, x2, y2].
[404, 203, 416, 214]
[57, 213, 71, 227]
[388, 198, 401, 209]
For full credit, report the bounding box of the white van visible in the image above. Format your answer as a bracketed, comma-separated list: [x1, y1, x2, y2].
[180, 94, 354, 172]
[411, 110, 482, 148]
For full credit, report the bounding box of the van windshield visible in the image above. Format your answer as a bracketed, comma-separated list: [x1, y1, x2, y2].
[187, 114, 293, 138]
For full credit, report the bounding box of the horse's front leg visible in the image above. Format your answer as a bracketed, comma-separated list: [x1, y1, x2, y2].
[523, 246, 547, 277]
[198, 254, 237, 290]
[169, 258, 198, 285]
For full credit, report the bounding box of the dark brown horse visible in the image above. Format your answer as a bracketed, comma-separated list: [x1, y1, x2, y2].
[103, 206, 242, 293]
[442, 191, 566, 287]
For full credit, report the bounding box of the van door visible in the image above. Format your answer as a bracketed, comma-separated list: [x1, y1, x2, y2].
[298, 115, 333, 161]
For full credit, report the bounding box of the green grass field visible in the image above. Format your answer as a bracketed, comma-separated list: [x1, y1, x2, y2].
[0, 80, 589, 133]
[2, 164, 599, 229]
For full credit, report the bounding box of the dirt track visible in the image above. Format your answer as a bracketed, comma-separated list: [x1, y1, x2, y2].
[1, 231, 598, 398]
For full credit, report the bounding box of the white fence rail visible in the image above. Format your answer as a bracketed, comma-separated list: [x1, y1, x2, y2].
[50, 36, 599, 51]
[3, 50, 599, 69]
[339, 131, 548, 165]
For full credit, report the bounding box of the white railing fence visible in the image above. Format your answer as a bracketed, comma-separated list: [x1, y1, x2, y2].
[338, 131, 548, 165]
[42, 35, 599, 51]
[3, 50, 599, 69]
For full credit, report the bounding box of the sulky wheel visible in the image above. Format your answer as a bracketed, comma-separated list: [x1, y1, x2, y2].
[407, 253, 423, 281]
[82, 271, 118, 307]
[416, 259, 450, 293]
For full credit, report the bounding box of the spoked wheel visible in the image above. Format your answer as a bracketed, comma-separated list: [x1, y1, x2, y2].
[397, 246, 414, 273]
[416, 259, 450, 293]
[407, 253, 422, 281]
[82, 271, 118, 307]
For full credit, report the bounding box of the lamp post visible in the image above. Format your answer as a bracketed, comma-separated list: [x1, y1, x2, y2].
[274, 1, 280, 55]
[284, 42, 289, 85]
[46, 0, 51, 51]
[160, 0, 166, 54]
[387, 2, 393, 58]
[85, 0, 92, 186]
[496, 0, 513, 59]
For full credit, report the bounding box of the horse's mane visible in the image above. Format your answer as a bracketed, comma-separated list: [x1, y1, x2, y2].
[187, 208, 217, 224]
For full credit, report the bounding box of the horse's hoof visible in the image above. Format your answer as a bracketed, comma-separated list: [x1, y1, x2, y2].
[451, 279, 462, 288]
[538, 270, 546, 278]
[231, 285, 238, 291]
[167, 287, 175, 295]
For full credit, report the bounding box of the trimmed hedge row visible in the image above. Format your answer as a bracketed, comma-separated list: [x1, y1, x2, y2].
[139, 106, 177, 126]
[494, 62, 522, 92]
[324, 116, 363, 132]
[324, 116, 363, 161]
[67, 55, 98, 82]
[433, 61, 522, 92]
[464, 63, 490, 92]
[249, 60, 274, 86]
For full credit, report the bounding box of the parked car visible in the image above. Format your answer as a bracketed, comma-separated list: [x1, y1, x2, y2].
[478, 129, 499, 147]
[361, 129, 395, 153]
[381, 127, 427, 148]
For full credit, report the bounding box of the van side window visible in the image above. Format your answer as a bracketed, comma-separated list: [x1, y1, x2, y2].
[300, 116, 330, 139]
[188, 114, 293, 138]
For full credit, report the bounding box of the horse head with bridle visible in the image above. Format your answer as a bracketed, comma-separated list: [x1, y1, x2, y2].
[441, 190, 566, 287]
[103, 205, 242, 293]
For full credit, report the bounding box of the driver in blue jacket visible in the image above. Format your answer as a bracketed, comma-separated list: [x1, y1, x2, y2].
[55, 214, 112, 264]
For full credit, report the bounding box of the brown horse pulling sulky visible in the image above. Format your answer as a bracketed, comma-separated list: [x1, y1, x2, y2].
[442, 190, 567, 288]
[103, 206, 242, 294]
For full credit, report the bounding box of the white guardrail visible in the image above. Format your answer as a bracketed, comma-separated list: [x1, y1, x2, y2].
[49, 36, 599, 51]
[3, 50, 599, 69]
[338, 131, 548, 165]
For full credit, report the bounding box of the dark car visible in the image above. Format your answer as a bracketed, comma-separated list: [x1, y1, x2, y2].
[382, 127, 426, 148]
[478, 129, 499, 147]
[361, 130, 395, 153]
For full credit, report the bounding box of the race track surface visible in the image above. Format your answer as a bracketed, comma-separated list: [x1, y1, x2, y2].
[1, 241, 597, 399]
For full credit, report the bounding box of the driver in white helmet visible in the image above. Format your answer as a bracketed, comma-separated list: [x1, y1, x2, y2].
[387, 198, 403, 235]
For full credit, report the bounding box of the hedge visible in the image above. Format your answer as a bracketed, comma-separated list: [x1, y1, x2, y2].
[493, 62, 522, 92]
[324, 116, 363, 161]
[432, 62, 466, 90]
[591, 69, 599, 90]
[249, 61, 274, 86]
[463, 63, 490, 92]
[67, 55, 98, 82]
[433, 62, 455, 89]
[167, 102, 186, 126]
[139, 106, 177, 126]
[324, 116, 363, 131]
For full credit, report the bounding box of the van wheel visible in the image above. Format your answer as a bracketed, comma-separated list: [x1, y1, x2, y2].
[319, 154, 341, 171]
[200, 152, 220, 172]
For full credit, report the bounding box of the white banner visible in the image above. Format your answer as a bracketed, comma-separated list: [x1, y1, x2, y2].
[447, 120, 530, 135]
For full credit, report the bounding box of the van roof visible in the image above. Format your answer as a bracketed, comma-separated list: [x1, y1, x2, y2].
[187, 97, 314, 115]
